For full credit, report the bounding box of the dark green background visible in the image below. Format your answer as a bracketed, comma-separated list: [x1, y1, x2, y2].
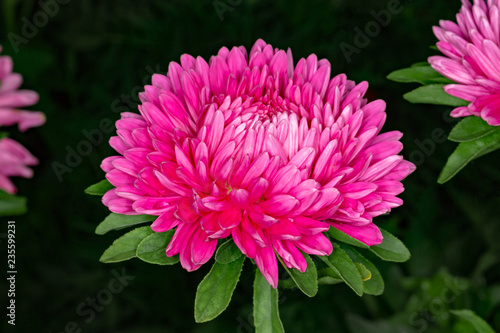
[1, 0, 499, 332]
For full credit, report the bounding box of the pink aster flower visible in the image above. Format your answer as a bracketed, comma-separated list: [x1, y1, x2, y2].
[101, 39, 415, 288]
[429, 0, 500, 125]
[0, 46, 44, 194]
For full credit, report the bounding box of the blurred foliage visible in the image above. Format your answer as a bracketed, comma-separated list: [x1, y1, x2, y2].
[0, 0, 499, 332]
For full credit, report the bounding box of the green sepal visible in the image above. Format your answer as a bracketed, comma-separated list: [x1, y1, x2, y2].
[278, 253, 318, 297]
[85, 179, 114, 196]
[387, 65, 453, 85]
[403, 84, 469, 106]
[95, 213, 155, 235]
[448, 117, 500, 143]
[215, 239, 243, 264]
[136, 230, 179, 265]
[369, 228, 410, 263]
[343, 246, 385, 295]
[319, 243, 363, 296]
[194, 256, 245, 323]
[100, 226, 154, 263]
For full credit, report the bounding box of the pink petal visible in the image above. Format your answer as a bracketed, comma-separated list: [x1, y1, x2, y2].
[151, 206, 179, 232]
[254, 244, 279, 288]
[330, 223, 383, 246]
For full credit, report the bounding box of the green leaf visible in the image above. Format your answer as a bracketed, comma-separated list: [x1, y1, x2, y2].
[317, 276, 344, 285]
[328, 228, 369, 249]
[320, 244, 364, 296]
[278, 278, 298, 289]
[194, 256, 245, 323]
[438, 130, 500, 184]
[317, 266, 343, 279]
[279, 253, 318, 297]
[403, 84, 469, 106]
[95, 213, 155, 235]
[369, 228, 410, 263]
[85, 179, 114, 195]
[317, 268, 343, 285]
[343, 246, 384, 295]
[215, 239, 243, 264]
[387, 65, 453, 85]
[253, 269, 285, 333]
[412, 61, 432, 67]
[450, 310, 495, 333]
[448, 117, 500, 142]
[0, 190, 26, 216]
[136, 230, 179, 265]
[100, 226, 154, 263]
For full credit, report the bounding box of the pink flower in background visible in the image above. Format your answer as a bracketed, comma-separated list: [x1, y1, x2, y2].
[0, 47, 45, 131]
[0, 46, 45, 193]
[0, 138, 38, 194]
[102, 39, 415, 287]
[429, 0, 500, 125]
